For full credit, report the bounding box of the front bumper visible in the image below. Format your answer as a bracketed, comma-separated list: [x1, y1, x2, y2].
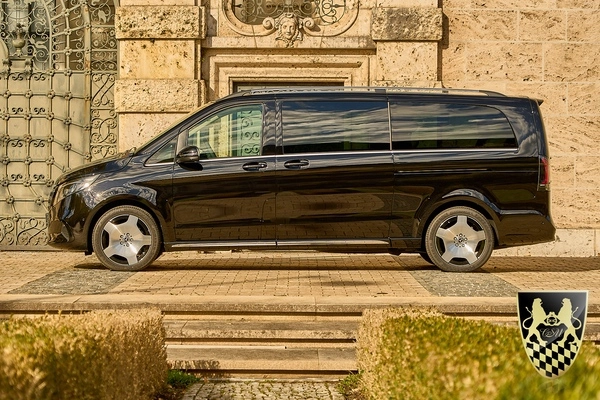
[46, 194, 92, 251]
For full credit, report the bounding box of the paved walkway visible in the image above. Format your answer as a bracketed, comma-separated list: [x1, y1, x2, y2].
[181, 379, 344, 400]
[3, 251, 599, 299]
[1, 250, 599, 399]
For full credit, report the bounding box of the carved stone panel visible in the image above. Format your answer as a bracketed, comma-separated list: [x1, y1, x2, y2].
[222, 0, 359, 46]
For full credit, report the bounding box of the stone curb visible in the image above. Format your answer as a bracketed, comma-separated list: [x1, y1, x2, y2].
[1, 294, 599, 315]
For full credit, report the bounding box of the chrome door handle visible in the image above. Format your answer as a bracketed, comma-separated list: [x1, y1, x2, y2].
[283, 159, 310, 169]
[242, 161, 268, 171]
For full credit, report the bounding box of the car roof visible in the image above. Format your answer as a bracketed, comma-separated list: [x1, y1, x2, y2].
[221, 86, 544, 110]
[229, 86, 507, 98]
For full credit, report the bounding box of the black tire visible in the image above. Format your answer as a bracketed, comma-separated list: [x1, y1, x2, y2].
[424, 206, 494, 272]
[418, 252, 433, 265]
[92, 205, 161, 271]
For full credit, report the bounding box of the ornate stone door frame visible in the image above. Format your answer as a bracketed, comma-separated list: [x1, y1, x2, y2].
[206, 53, 371, 100]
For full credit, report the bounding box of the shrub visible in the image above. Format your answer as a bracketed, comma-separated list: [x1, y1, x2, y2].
[0, 309, 167, 400]
[356, 308, 600, 400]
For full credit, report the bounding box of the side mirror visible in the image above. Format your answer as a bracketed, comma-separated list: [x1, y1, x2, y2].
[175, 146, 201, 167]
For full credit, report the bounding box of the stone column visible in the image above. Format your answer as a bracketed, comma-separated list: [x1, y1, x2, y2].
[114, 2, 206, 151]
[371, 4, 442, 87]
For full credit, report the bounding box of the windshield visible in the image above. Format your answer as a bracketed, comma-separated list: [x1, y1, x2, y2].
[132, 101, 216, 155]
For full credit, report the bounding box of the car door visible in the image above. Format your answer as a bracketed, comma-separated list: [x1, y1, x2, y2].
[275, 97, 394, 249]
[170, 101, 277, 247]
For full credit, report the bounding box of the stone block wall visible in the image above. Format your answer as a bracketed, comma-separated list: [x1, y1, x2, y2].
[113, 0, 600, 256]
[442, 0, 600, 255]
[114, 1, 206, 150]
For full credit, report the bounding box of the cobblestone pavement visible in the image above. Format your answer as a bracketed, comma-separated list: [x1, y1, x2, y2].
[0, 251, 86, 294]
[181, 379, 344, 400]
[3, 251, 599, 299]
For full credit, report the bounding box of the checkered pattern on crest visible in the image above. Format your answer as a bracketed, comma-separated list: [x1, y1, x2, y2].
[525, 341, 580, 379]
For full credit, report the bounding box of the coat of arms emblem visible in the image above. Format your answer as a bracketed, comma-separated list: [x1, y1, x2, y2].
[517, 291, 588, 379]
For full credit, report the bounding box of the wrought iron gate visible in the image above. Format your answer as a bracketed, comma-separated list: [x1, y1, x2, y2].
[0, 0, 117, 248]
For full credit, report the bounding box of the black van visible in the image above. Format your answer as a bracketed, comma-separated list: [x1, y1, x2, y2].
[47, 87, 555, 272]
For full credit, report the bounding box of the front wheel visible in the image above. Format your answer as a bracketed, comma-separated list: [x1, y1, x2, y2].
[92, 205, 162, 271]
[418, 252, 433, 265]
[425, 206, 494, 272]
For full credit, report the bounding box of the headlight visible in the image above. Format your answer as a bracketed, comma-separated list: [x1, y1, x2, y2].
[53, 175, 98, 205]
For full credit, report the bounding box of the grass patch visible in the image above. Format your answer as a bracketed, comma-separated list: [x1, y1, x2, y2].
[154, 370, 201, 400]
[338, 372, 366, 400]
[355, 308, 600, 400]
[166, 370, 201, 389]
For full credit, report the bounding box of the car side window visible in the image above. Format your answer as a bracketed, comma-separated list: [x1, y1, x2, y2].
[391, 102, 517, 150]
[146, 136, 178, 164]
[185, 104, 263, 158]
[281, 101, 390, 154]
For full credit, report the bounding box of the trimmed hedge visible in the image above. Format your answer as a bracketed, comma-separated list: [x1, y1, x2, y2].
[357, 308, 600, 400]
[0, 309, 167, 400]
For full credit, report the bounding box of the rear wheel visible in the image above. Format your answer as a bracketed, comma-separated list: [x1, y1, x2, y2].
[92, 205, 162, 271]
[425, 206, 494, 272]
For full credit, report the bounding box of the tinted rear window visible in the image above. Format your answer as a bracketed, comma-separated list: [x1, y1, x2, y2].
[391, 102, 517, 150]
[282, 101, 390, 154]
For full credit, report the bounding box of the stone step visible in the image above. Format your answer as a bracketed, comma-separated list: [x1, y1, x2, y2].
[164, 318, 358, 377]
[164, 319, 359, 344]
[162, 316, 600, 344]
[161, 314, 360, 377]
[162, 313, 600, 377]
[167, 346, 356, 378]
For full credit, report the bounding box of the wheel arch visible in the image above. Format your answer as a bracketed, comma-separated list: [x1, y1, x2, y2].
[418, 190, 501, 251]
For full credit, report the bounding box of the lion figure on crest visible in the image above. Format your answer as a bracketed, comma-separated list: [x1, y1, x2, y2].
[524, 298, 547, 346]
[557, 298, 579, 346]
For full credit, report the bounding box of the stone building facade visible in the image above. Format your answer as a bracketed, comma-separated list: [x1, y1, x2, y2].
[114, 0, 600, 256]
[0, 0, 598, 255]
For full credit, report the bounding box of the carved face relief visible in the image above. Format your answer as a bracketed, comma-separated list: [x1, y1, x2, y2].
[280, 17, 297, 40]
[276, 14, 302, 46]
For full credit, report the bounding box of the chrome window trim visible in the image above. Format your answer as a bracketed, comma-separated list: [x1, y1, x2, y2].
[145, 161, 176, 167]
[279, 150, 393, 157]
[145, 153, 277, 167]
[391, 148, 519, 154]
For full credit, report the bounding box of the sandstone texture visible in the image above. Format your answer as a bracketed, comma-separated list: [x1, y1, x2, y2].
[371, 7, 443, 41]
[115, 79, 200, 113]
[120, 40, 196, 79]
[115, 6, 205, 39]
[376, 42, 438, 81]
[118, 113, 188, 152]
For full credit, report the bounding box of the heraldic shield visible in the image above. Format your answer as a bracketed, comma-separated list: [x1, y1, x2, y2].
[517, 291, 588, 379]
